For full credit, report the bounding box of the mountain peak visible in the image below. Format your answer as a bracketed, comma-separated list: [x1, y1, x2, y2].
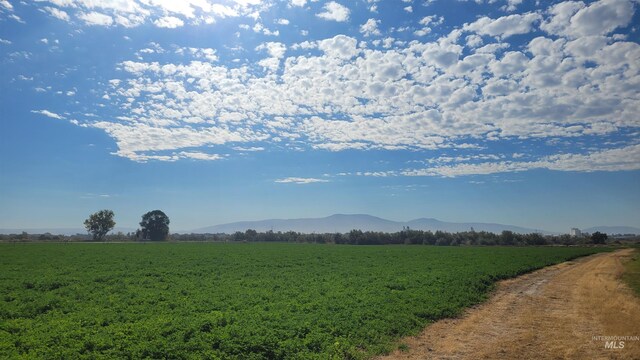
[192, 215, 551, 235]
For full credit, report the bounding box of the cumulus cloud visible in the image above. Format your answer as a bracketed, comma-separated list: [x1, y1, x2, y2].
[253, 22, 280, 36]
[317, 34, 359, 59]
[43, 6, 70, 21]
[31, 109, 65, 119]
[233, 146, 265, 152]
[180, 47, 219, 62]
[256, 42, 287, 59]
[541, 0, 635, 38]
[414, 15, 443, 36]
[403, 144, 640, 177]
[0, 0, 12, 11]
[26, 0, 268, 28]
[30, 0, 636, 174]
[154, 16, 184, 28]
[316, 1, 350, 22]
[78, 11, 114, 26]
[360, 18, 381, 37]
[275, 177, 329, 184]
[502, 0, 523, 12]
[178, 151, 223, 161]
[89, 120, 268, 162]
[464, 12, 541, 39]
[93, 15, 640, 163]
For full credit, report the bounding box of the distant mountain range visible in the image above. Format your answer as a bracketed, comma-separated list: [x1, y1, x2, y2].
[193, 214, 554, 235]
[3, 217, 638, 236]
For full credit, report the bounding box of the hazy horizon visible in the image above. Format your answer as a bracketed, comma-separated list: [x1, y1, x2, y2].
[2, 213, 639, 236]
[1, 0, 639, 233]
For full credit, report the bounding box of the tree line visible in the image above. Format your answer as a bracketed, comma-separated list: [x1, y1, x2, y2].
[2, 209, 630, 245]
[171, 228, 614, 246]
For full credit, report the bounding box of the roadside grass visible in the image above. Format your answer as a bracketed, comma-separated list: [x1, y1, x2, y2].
[622, 248, 640, 296]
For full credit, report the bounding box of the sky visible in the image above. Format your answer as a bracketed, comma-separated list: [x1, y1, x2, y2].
[0, 0, 639, 233]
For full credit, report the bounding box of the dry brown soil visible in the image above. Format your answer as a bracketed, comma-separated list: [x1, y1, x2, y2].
[378, 248, 640, 360]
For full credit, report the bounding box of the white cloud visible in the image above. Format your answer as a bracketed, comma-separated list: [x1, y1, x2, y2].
[464, 12, 542, 39]
[539, 1, 584, 36]
[275, 177, 329, 184]
[253, 22, 279, 36]
[403, 144, 640, 177]
[186, 47, 218, 62]
[31, 109, 65, 120]
[360, 18, 381, 37]
[317, 34, 359, 59]
[414, 15, 443, 37]
[258, 57, 281, 71]
[542, 0, 635, 38]
[256, 42, 287, 59]
[32, 0, 267, 28]
[465, 34, 483, 48]
[0, 0, 21, 23]
[414, 28, 431, 37]
[97, 23, 640, 160]
[290, 0, 307, 6]
[233, 146, 265, 152]
[0, 0, 13, 11]
[0, 38, 11, 45]
[143, 1, 211, 18]
[291, 40, 316, 50]
[256, 42, 287, 71]
[178, 151, 223, 160]
[420, 15, 441, 26]
[154, 16, 184, 28]
[44, 6, 70, 21]
[56, 0, 638, 166]
[316, 1, 350, 22]
[90, 120, 268, 162]
[276, 18, 289, 25]
[78, 11, 114, 26]
[502, 0, 523, 12]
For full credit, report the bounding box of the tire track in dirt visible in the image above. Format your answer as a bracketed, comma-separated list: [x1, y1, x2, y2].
[378, 249, 640, 360]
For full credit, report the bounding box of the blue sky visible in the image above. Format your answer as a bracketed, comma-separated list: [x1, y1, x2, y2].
[1, 0, 639, 233]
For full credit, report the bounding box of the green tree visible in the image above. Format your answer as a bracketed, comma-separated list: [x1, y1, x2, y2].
[348, 229, 364, 245]
[500, 230, 515, 246]
[245, 229, 258, 241]
[591, 231, 608, 244]
[139, 210, 170, 241]
[84, 210, 116, 241]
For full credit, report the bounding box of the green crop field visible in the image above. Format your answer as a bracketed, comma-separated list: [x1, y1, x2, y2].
[0, 243, 609, 359]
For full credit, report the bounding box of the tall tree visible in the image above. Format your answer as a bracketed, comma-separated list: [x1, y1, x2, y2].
[139, 210, 170, 241]
[84, 210, 116, 241]
[591, 231, 608, 244]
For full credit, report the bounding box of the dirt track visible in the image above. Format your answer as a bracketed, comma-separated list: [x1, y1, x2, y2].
[379, 249, 640, 360]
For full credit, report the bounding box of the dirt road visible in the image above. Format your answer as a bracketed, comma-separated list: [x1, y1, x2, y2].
[379, 249, 640, 360]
